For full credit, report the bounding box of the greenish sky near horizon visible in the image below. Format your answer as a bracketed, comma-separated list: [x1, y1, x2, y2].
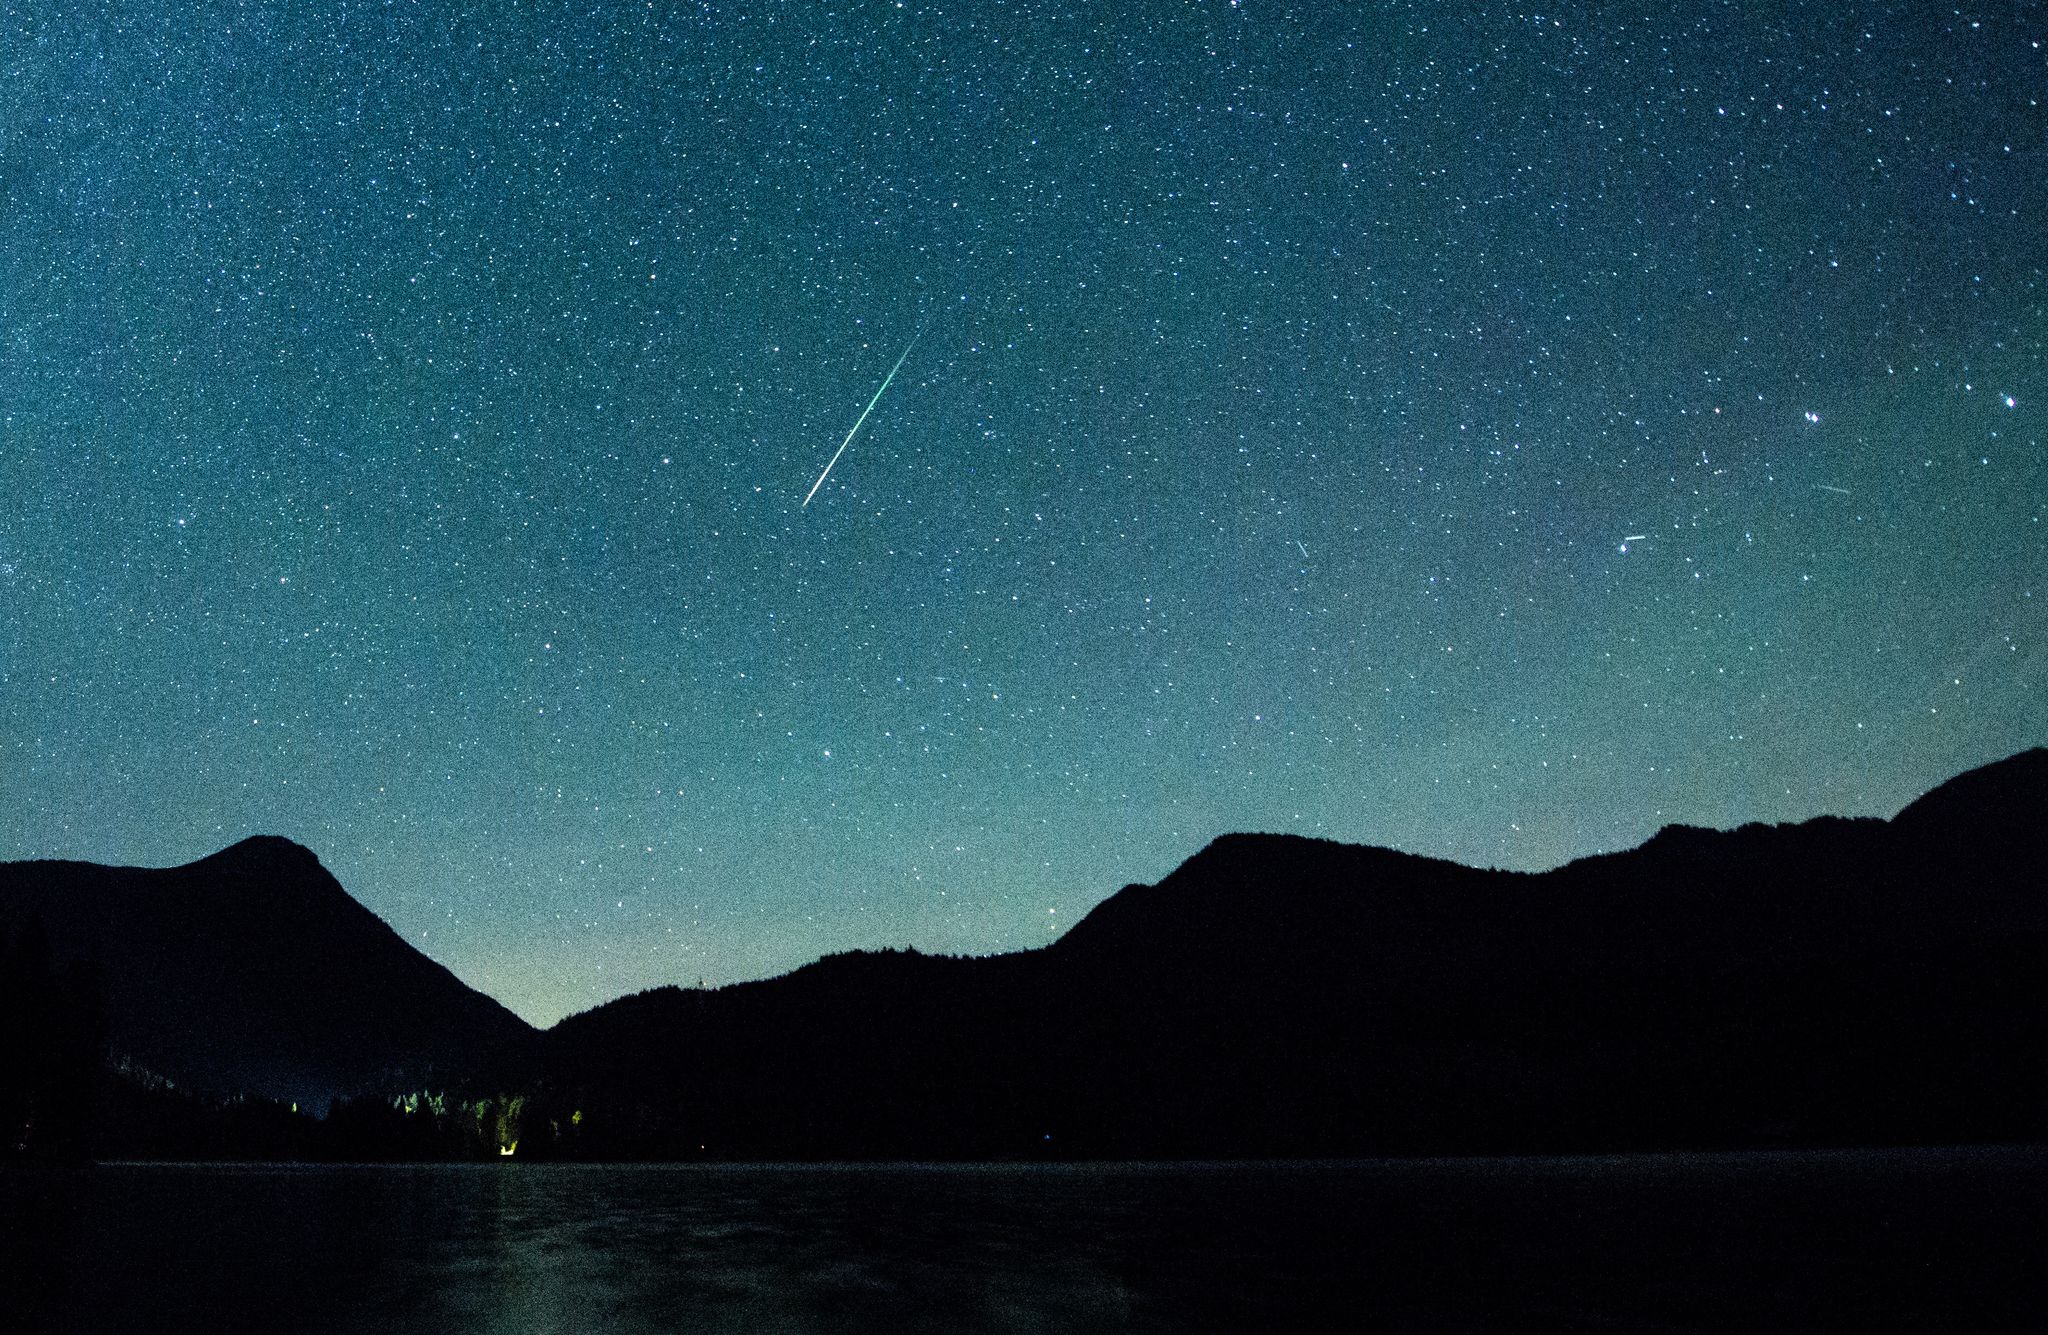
[2, 0, 2041, 1024]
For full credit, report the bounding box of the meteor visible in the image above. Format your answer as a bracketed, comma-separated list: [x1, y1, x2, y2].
[1816, 484, 1852, 495]
[803, 326, 925, 508]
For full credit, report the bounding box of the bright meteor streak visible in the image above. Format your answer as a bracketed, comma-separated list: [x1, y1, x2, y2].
[803, 326, 924, 507]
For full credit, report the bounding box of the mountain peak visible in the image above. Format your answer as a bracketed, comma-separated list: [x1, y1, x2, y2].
[187, 836, 339, 901]
[205, 834, 323, 867]
[0, 836, 536, 1106]
[1181, 830, 1448, 872]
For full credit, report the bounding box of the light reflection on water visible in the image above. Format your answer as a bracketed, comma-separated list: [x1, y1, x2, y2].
[5, 1149, 2045, 1332]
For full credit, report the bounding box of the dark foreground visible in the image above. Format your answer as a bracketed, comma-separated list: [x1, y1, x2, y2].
[5, 1147, 2045, 1333]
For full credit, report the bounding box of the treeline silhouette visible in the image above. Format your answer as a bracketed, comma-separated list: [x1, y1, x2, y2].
[2, 998, 590, 1162]
[93, 1078, 592, 1163]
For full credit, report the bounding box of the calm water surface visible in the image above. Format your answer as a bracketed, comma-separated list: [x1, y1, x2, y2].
[5, 1148, 2044, 1332]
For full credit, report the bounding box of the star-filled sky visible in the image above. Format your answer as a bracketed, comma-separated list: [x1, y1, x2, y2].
[2, 2, 2041, 1025]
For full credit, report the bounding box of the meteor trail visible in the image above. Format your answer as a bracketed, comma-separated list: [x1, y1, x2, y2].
[1816, 484, 1852, 495]
[803, 326, 924, 508]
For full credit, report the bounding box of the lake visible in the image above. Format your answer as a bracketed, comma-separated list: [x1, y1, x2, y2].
[4, 1148, 2044, 1332]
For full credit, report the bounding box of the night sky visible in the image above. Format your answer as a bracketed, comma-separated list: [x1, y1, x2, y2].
[2, 2, 2041, 1025]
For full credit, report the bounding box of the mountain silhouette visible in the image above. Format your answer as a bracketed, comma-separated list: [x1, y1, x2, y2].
[2, 750, 2041, 1157]
[0, 836, 534, 1109]
[544, 749, 2047, 1158]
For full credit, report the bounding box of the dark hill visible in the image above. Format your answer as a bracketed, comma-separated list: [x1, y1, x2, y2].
[0, 836, 536, 1108]
[545, 749, 2047, 1158]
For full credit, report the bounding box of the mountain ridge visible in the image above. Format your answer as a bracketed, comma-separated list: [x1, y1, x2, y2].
[540, 747, 2045, 1023]
[538, 747, 2045, 1158]
[3, 747, 2042, 1158]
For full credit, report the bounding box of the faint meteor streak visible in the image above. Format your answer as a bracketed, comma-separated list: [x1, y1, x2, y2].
[1816, 484, 1852, 495]
[802, 326, 925, 507]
